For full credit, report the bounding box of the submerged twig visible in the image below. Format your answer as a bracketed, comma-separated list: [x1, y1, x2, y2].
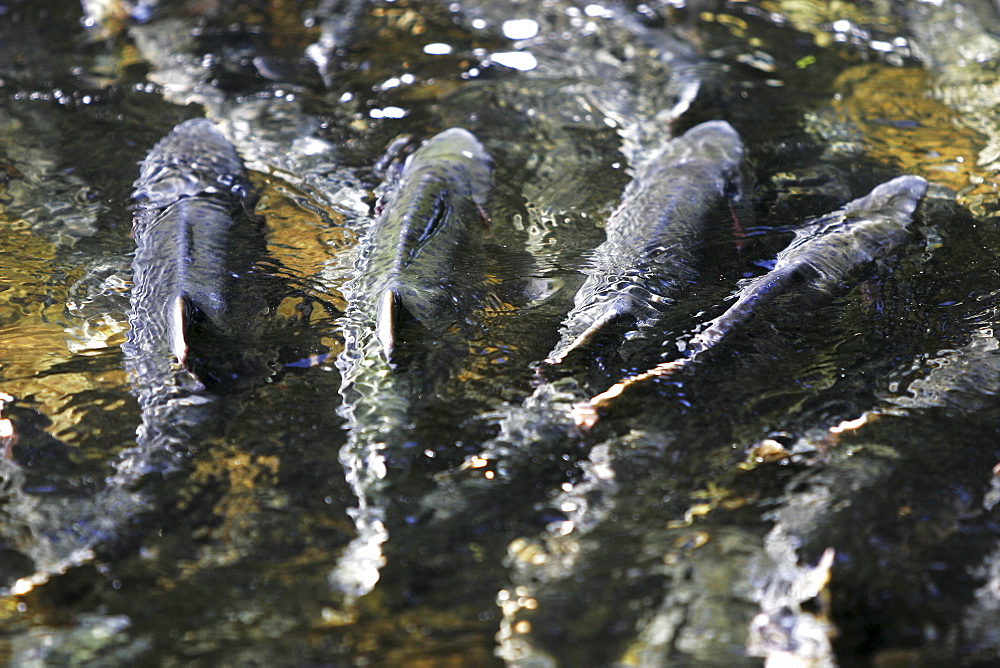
[573, 175, 929, 428]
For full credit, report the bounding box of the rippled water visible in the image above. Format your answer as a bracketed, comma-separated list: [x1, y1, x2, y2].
[2, 0, 1000, 664]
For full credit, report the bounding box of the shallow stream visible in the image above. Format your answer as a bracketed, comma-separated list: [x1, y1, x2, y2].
[2, 0, 1000, 664]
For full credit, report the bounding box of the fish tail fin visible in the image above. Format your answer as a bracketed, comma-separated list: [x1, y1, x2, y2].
[376, 288, 399, 359]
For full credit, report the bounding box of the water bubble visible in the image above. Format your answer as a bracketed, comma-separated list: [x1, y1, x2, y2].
[584, 4, 614, 18]
[370, 107, 408, 119]
[490, 51, 538, 71]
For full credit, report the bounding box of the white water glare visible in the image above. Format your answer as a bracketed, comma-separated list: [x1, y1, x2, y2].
[502, 19, 540, 40]
[490, 51, 538, 71]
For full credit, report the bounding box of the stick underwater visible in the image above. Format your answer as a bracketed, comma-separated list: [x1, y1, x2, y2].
[572, 175, 929, 428]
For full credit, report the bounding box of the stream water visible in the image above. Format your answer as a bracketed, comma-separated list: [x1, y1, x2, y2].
[2, 0, 1000, 664]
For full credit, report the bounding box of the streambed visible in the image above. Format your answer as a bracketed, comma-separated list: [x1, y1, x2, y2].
[1, 0, 1000, 664]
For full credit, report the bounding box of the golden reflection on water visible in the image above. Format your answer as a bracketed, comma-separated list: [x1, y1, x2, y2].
[760, 0, 897, 37]
[345, 602, 499, 667]
[0, 223, 128, 444]
[0, 223, 61, 326]
[828, 64, 987, 196]
[252, 173, 353, 309]
[179, 447, 283, 569]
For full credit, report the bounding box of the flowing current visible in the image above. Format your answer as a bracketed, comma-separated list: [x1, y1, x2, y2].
[2, 1, 1000, 664]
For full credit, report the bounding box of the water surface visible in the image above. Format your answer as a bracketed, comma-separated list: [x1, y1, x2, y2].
[2, 0, 1000, 664]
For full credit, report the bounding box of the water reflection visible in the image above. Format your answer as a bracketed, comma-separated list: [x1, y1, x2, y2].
[2, 0, 1000, 664]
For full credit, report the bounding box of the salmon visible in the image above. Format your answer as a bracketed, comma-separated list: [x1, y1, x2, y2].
[546, 120, 746, 364]
[577, 175, 929, 426]
[128, 117, 253, 371]
[355, 128, 492, 359]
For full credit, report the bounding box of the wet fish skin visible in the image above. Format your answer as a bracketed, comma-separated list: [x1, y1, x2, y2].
[547, 120, 746, 364]
[363, 127, 492, 357]
[687, 174, 928, 357]
[129, 118, 254, 368]
[579, 175, 929, 426]
[133, 117, 250, 210]
[603, 121, 745, 251]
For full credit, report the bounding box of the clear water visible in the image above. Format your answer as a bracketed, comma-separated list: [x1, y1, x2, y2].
[2, 0, 1000, 664]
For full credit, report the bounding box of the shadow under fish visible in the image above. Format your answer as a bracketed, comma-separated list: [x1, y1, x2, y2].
[331, 128, 493, 601]
[0, 118, 284, 589]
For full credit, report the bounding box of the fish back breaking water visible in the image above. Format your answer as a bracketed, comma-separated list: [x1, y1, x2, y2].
[132, 118, 249, 209]
[332, 127, 493, 601]
[127, 118, 254, 377]
[581, 174, 929, 424]
[547, 120, 746, 364]
[353, 128, 491, 359]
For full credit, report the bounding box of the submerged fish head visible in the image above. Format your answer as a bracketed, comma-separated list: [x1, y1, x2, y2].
[401, 128, 492, 206]
[848, 175, 929, 224]
[683, 120, 744, 166]
[648, 120, 744, 175]
[132, 118, 250, 210]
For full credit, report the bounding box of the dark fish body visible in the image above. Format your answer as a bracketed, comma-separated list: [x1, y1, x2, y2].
[580, 175, 929, 424]
[687, 175, 928, 357]
[0, 119, 259, 583]
[360, 128, 492, 357]
[330, 128, 492, 600]
[128, 117, 253, 372]
[547, 120, 745, 363]
[126, 117, 260, 457]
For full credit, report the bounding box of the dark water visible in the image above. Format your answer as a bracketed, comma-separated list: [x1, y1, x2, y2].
[2, 0, 1000, 664]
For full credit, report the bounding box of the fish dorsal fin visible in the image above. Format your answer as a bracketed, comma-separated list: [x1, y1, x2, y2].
[546, 298, 631, 365]
[170, 294, 189, 367]
[376, 288, 399, 360]
[404, 189, 451, 265]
